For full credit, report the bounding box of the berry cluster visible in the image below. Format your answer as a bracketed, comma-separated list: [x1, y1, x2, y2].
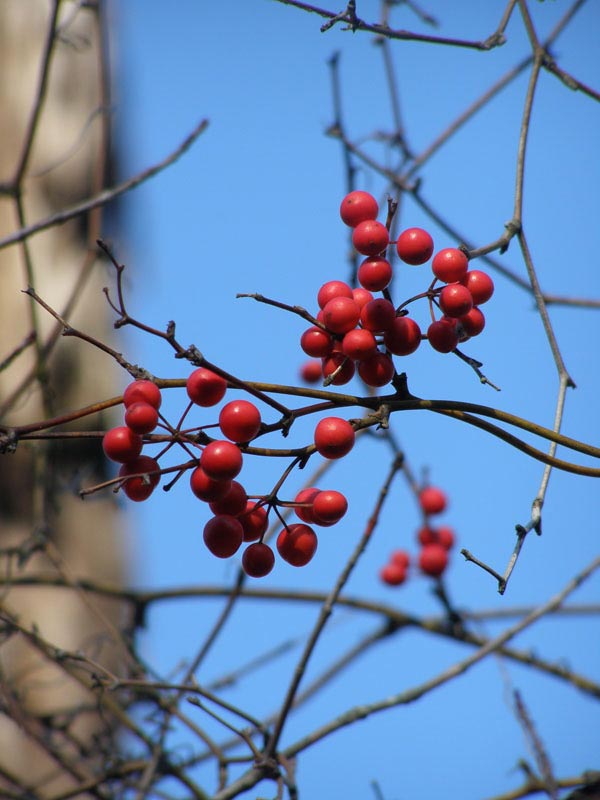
[379, 485, 455, 586]
[300, 190, 494, 385]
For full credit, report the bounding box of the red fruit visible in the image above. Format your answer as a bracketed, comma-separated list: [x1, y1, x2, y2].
[312, 489, 348, 525]
[352, 219, 390, 256]
[396, 227, 434, 265]
[380, 563, 407, 586]
[203, 515, 244, 558]
[186, 368, 227, 407]
[432, 248, 469, 283]
[322, 352, 355, 385]
[418, 525, 455, 550]
[383, 316, 422, 356]
[239, 500, 269, 542]
[124, 401, 159, 434]
[294, 487, 321, 523]
[461, 269, 494, 305]
[357, 256, 393, 292]
[102, 426, 143, 463]
[439, 284, 473, 318]
[300, 360, 323, 384]
[352, 287, 374, 309]
[242, 542, 275, 577]
[419, 543, 449, 577]
[317, 280, 353, 309]
[209, 480, 248, 516]
[123, 380, 162, 410]
[200, 440, 243, 481]
[277, 523, 318, 567]
[219, 400, 261, 443]
[119, 456, 160, 502]
[458, 307, 485, 338]
[300, 326, 333, 358]
[190, 466, 231, 502]
[322, 296, 361, 334]
[339, 190, 379, 227]
[419, 486, 447, 515]
[314, 417, 355, 460]
[342, 328, 377, 361]
[390, 549, 410, 569]
[358, 352, 395, 387]
[427, 318, 459, 353]
[360, 298, 396, 333]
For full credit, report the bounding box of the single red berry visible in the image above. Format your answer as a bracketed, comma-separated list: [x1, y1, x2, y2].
[242, 542, 275, 578]
[357, 256, 393, 292]
[461, 269, 494, 305]
[339, 190, 379, 228]
[123, 380, 162, 410]
[419, 543, 449, 577]
[124, 401, 159, 434]
[277, 523, 318, 567]
[300, 360, 323, 384]
[219, 399, 261, 443]
[396, 227, 434, 265]
[312, 489, 348, 526]
[352, 287, 374, 309]
[300, 326, 333, 358]
[102, 426, 143, 463]
[427, 318, 459, 353]
[352, 219, 390, 256]
[203, 515, 244, 559]
[432, 248, 469, 283]
[358, 352, 395, 387]
[119, 456, 160, 502]
[439, 284, 473, 318]
[200, 440, 243, 481]
[390, 549, 410, 569]
[436, 525, 455, 550]
[314, 417, 355, 460]
[322, 296, 361, 334]
[209, 480, 248, 516]
[239, 500, 269, 542]
[294, 487, 321, 523]
[317, 280, 353, 309]
[342, 328, 377, 361]
[458, 307, 485, 338]
[186, 368, 227, 407]
[190, 466, 232, 502]
[383, 316, 422, 356]
[360, 298, 396, 333]
[322, 352, 355, 385]
[380, 563, 407, 586]
[419, 486, 447, 515]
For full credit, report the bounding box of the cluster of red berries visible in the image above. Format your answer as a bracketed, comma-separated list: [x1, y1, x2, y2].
[379, 485, 455, 586]
[102, 377, 353, 578]
[300, 190, 494, 385]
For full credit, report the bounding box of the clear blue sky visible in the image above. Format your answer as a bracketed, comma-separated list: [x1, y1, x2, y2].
[112, 2, 599, 798]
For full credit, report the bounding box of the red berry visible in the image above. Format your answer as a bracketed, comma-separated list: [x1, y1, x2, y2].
[209, 480, 248, 516]
[118, 455, 160, 502]
[322, 296, 361, 334]
[314, 417, 355, 460]
[380, 563, 407, 586]
[322, 352, 355, 385]
[419, 486, 447, 515]
[342, 328, 377, 361]
[123, 380, 162, 410]
[439, 284, 473, 318]
[352, 287, 374, 309]
[432, 248, 469, 283]
[396, 227, 434, 265]
[242, 542, 275, 577]
[317, 280, 353, 309]
[200, 440, 243, 481]
[294, 487, 321, 523]
[219, 400, 261, 443]
[360, 298, 396, 333]
[300, 360, 323, 384]
[277, 523, 318, 567]
[186, 368, 227, 407]
[312, 489, 348, 525]
[300, 326, 333, 358]
[357, 256, 393, 292]
[190, 466, 231, 502]
[339, 190, 379, 228]
[352, 219, 390, 256]
[458, 307, 485, 338]
[461, 269, 494, 305]
[239, 500, 269, 542]
[427, 318, 459, 353]
[358, 352, 395, 387]
[124, 401, 159, 434]
[419, 543, 448, 577]
[102, 426, 143, 463]
[390, 549, 410, 569]
[383, 316, 422, 356]
[203, 515, 244, 558]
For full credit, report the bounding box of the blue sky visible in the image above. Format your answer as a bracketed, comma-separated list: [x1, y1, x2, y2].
[111, 2, 599, 797]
